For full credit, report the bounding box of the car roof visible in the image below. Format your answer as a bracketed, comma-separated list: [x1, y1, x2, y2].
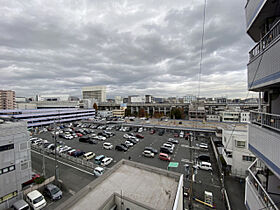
[159, 153, 168, 156]
[46, 184, 58, 190]
[27, 190, 42, 198]
[94, 167, 104, 171]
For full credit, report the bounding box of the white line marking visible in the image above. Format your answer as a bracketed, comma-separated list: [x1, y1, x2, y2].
[31, 150, 95, 176]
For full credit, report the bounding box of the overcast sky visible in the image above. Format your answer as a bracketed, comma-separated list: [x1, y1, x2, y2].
[0, 0, 256, 99]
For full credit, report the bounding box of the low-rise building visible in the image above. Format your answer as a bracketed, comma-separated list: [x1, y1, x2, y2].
[112, 109, 125, 117]
[206, 114, 220, 122]
[56, 160, 184, 210]
[0, 119, 32, 209]
[220, 111, 240, 123]
[221, 125, 255, 178]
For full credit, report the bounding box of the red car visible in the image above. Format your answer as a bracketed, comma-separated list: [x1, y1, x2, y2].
[159, 153, 171, 161]
[150, 130, 155, 134]
[136, 134, 144, 139]
[76, 133, 83, 137]
[174, 133, 179, 137]
[22, 173, 41, 186]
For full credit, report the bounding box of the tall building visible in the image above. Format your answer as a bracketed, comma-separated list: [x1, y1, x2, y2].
[0, 119, 32, 209]
[0, 90, 15, 110]
[82, 86, 106, 102]
[244, 1, 280, 209]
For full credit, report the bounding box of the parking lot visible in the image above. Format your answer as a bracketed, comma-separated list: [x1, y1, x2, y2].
[31, 122, 225, 209]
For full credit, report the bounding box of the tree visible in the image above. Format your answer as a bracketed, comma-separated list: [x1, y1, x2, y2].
[93, 103, 98, 111]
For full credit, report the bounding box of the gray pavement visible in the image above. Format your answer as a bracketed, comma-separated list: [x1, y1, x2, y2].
[225, 176, 246, 210]
[33, 126, 228, 209]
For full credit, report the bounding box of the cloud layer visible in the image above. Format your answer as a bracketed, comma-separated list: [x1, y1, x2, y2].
[0, 0, 255, 99]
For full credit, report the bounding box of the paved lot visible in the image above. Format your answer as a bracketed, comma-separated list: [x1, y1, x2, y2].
[33, 126, 226, 209]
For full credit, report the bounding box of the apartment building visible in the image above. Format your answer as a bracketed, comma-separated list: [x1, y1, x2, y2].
[0, 90, 15, 110]
[221, 125, 255, 178]
[82, 86, 106, 102]
[0, 119, 31, 209]
[245, 1, 280, 209]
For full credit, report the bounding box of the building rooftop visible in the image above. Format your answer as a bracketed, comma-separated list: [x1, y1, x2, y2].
[56, 160, 183, 210]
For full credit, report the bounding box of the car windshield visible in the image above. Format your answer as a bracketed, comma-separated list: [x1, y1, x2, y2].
[33, 196, 43, 204]
[50, 187, 60, 195]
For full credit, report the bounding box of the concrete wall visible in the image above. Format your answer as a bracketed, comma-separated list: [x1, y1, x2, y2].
[0, 121, 31, 209]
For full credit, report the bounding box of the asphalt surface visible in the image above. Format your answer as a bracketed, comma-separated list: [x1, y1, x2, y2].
[32, 126, 226, 209]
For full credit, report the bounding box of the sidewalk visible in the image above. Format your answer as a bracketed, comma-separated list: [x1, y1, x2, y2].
[224, 176, 246, 210]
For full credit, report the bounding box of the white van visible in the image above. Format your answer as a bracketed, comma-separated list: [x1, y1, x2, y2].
[83, 152, 95, 160]
[198, 161, 212, 171]
[26, 190, 46, 210]
[101, 157, 113, 166]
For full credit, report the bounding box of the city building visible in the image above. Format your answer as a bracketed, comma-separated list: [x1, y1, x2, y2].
[0, 90, 15, 110]
[244, 1, 280, 209]
[240, 112, 250, 123]
[98, 110, 112, 118]
[0, 108, 95, 127]
[145, 95, 153, 103]
[220, 111, 240, 123]
[188, 102, 206, 120]
[82, 86, 106, 102]
[128, 95, 145, 103]
[112, 109, 125, 117]
[37, 94, 70, 102]
[0, 119, 32, 209]
[221, 125, 255, 178]
[183, 95, 196, 104]
[56, 160, 183, 210]
[206, 114, 221, 122]
[114, 96, 123, 104]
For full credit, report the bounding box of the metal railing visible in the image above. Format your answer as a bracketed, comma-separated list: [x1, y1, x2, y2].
[249, 19, 280, 61]
[31, 145, 96, 170]
[248, 159, 278, 210]
[250, 111, 280, 132]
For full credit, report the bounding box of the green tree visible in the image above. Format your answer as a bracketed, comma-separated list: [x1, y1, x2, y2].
[93, 103, 98, 111]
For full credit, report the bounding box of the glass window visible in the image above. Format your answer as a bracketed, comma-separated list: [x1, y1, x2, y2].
[236, 141, 246, 148]
[0, 144, 14, 152]
[2, 168, 8, 173]
[9, 165, 15, 171]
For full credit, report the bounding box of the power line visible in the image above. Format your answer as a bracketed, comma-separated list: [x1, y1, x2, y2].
[197, 0, 207, 98]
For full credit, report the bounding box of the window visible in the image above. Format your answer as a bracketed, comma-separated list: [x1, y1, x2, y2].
[2, 168, 8, 173]
[236, 141, 246, 148]
[21, 162, 28, 170]
[0, 144, 14, 152]
[0, 191, 17, 204]
[242, 156, 256, 162]
[9, 165, 15, 171]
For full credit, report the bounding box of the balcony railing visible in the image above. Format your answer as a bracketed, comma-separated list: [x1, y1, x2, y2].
[248, 159, 278, 210]
[250, 111, 280, 132]
[249, 19, 280, 61]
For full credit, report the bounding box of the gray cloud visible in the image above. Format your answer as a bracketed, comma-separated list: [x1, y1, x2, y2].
[0, 0, 255, 99]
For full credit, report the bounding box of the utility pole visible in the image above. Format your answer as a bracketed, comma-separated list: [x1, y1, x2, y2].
[42, 145, 46, 177]
[54, 120, 59, 183]
[189, 132, 194, 209]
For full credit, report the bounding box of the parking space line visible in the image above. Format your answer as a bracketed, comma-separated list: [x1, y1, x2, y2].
[31, 150, 95, 176]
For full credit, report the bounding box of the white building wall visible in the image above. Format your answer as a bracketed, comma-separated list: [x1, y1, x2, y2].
[38, 94, 70, 101]
[222, 127, 255, 178]
[240, 112, 250, 123]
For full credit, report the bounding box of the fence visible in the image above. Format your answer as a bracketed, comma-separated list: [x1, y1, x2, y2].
[31, 145, 95, 170]
[250, 111, 280, 132]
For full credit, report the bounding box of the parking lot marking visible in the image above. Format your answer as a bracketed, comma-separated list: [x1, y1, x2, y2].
[69, 189, 76, 195]
[31, 150, 95, 176]
[181, 159, 193, 164]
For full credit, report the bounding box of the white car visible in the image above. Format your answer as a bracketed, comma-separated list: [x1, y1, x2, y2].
[101, 157, 113, 166]
[123, 134, 130, 139]
[129, 136, 139, 142]
[142, 150, 154, 158]
[138, 127, 143, 133]
[26, 190, 46, 210]
[93, 167, 104, 177]
[198, 143, 208, 149]
[98, 136, 106, 141]
[124, 141, 133, 147]
[163, 142, 175, 150]
[195, 161, 212, 171]
[103, 142, 113, 150]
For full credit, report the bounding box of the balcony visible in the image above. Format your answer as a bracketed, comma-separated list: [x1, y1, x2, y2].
[247, 20, 280, 91]
[246, 159, 279, 210]
[249, 111, 280, 177]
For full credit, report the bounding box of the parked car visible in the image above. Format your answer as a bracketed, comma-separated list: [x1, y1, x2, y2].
[124, 141, 133, 147]
[168, 138, 178, 144]
[136, 134, 144, 139]
[72, 150, 85, 157]
[127, 139, 137, 144]
[83, 152, 95, 160]
[120, 143, 129, 149]
[142, 150, 154, 158]
[115, 145, 128, 152]
[11, 199, 30, 210]
[138, 127, 143, 132]
[68, 149, 76, 156]
[95, 155, 106, 165]
[194, 161, 213, 171]
[44, 184, 62, 201]
[101, 157, 113, 166]
[144, 147, 158, 154]
[174, 133, 179, 137]
[163, 142, 175, 150]
[103, 142, 113, 150]
[26, 190, 46, 210]
[179, 131, 184, 138]
[79, 136, 90, 143]
[150, 129, 155, 134]
[76, 133, 83, 137]
[159, 153, 171, 161]
[123, 134, 130, 139]
[158, 130, 165, 136]
[160, 146, 173, 154]
[88, 139, 98, 144]
[198, 143, 208, 149]
[22, 172, 41, 186]
[93, 167, 104, 177]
